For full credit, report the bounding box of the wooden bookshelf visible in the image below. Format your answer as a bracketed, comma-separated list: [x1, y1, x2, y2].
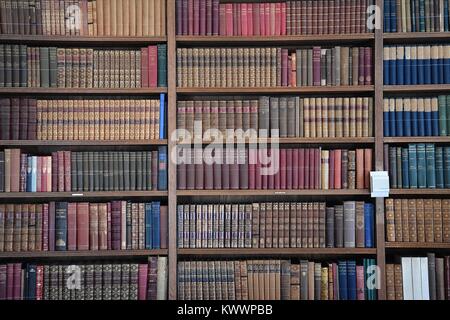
[389, 189, 450, 195]
[385, 243, 450, 250]
[176, 137, 375, 145]
[177, 189, 371, 197]
[0, 250, 168, 260]
[0, 140, 168, 147]
[0, 88, 168, 95]
[177, 86, 375, 95]
[384, 137, 450, 143]
[0, 35, 167, 44]
[178, 248, 377, 257]
[383, 84, 450, 93]
[0, 191, 168, 200]
[383, 32, 450, 43]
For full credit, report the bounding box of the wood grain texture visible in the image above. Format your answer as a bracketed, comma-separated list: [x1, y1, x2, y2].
[0, 250, 168, 260]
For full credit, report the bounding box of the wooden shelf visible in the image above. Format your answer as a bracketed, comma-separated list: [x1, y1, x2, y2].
[385, 243, 450, 249]
[177, 86, 374, 95]
[0, 191, 168, 200]
[176, 34, 374, 45]
[384, 137, 450, 143]
[0, 88, 167, 95]
[0, 140, 168, 147]
[177, 189, 371, 196]
[389, 189, 450, 195]
[177, 137, 375, 145]
[0, 249, 168, 260]
[0, 35, 167, 45]
[383, 84, 450, 93]
[178, 248, 377, 256]
[383, 32, 450, 43]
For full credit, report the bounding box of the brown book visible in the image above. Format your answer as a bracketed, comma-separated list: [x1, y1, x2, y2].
[401, 199, 410, 242]
[386, 264, 395, 300]
[265, 203, 273, 248]
[416, 199, 426, 243]
[355, 201, 365, 247]
[433, 199, 443, 243]
[290, 263, 300, 300]
[355, 149, 364, 189]
[442, 199, 450, 243]
[408, 199, 418, 242]
[385, 199, 396, 242]
[393, 264, 403, 300]
[424, 199, 435, 242]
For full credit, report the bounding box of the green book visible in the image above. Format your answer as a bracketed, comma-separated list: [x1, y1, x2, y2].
[408, 144, 418, 188]
[425, 144, 436, 188]
[39, 47, 50, 88]
[438, 95, 447, 136]
[157, 44, 167, 87]
[49, 47, 58, 88]
[417, 143, 427, 188]
[435, 147, 444, 188]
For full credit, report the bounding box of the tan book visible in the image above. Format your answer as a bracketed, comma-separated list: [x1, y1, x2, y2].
[443, 199, 450, 243]
[128, 0, 136, 36]
[135, 0, 143, 36]
[349, 97, 356, 137]
[408, 199, 417, 242]
[393, 264, 403, 300]
[340, 47, 349, 86]
[424, 199, 435, 242]
[401, 199, 409, 242]
[154, 0, 161, 36]
[148, 0, 155, 36]
[122, 0, 130, 36]
[386, 264, 395, 300]
[393, 198, 402, 242]
[433, 199, 443, 243]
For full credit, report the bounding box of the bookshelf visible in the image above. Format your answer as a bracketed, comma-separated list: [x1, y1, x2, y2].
[2, 0, 450, 301]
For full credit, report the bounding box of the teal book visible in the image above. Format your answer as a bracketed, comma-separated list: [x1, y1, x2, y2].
[438, 96, 447, 136]
[389, 147, 397, 188]
[159, 94, 165, 139]
[408, 144, 418, 188]
[157, 44, 167, 87]
[417, 143, 427, 188]
[447, 96, 450, 135]
[401, 147, 410, 188]
[435, 147, 444, 188]
[425, 144, 436, 188]
[445, 147, 450, 188]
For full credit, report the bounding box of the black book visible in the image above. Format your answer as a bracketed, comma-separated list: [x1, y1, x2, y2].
[49, 47, 57, 87]
[19, 45, 27, 87]
[5, 45, 12, 87]
[0, 45, 5, 87]
[94, 151, 100, 191]
[55, 202, 68, 251]
[88, 152, 94, 191]
[136, 152, 143, 191]
[98, 152, 104, 191]
[118, 151, 124, 191]
[130, 152, 136, 191]
[113, 152, 119, 191]
[123, 151, 130, 191]
[0, 151, 4, 192]
[108, 151, 114, 191]
[146, 151, 152, 191]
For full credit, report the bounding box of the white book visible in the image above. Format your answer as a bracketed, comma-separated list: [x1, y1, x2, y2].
[420, 257, 430, 300]
[157, 256, 168, 300]
[411, 257, 423, 300]
[402, 257, 413, 300]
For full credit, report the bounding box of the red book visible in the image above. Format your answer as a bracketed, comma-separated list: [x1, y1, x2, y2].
[230, 152, 240, 189]
[248, 148, 256, 189]
[236, 4, 242, 36]
[6, 264, 13, 300]
[357, 265, 365, 300]
[286, 149, 292, 189]
[292, 149, 299, 189]
[225, 3, 233, 36]
[57, 151, 64, 192]
[28, 99, 37, 140]
[279, 149, 286, 189]
[356, 149, 365, 189]
[267, 149, 274, 189]
[64, 151, 71, 191]
[334, 149, 342, 189]
[148, 46, 158, 88]
[75, 202, 89, 250]
[329, 150, 335, 189]
[275, 2, 281, 36]
[36, 156, 42, 192]
[301, 148, 307, 189]
[141, 48, 149, 88]
[281, 2, 286, 35]
[314, 148, 320, 189]
[247, 3, 253, 36]
[199, 0, 206, 35]
[241, 3, 248, 36]
[67, 202, 77, 251]
[160, 205, 168, 249]
[364, 47, 372, 85]
[42, 203, 49, 251]
[13, 263, 21, 300]
[213, 149, 222, 189]
[364, 148, 372, 189]
[98, 204, 107, 250]
[107, 203, 112, 250]
[253, 3, 260, 36]
[177, 162, 186, 190]
[281, 49, 288, 86]
[204, 161, 213, 189]
[49, 202, 55, 251]
[265, 3, 271, 36]
[138, 264, 148, 300]
[219, 4, 226, 35]
[89, 203, 99, 250]
[259, 3, 265, 36]
[51, 152, 57, 192]
[206, 0, 213, 35]
[193, 0, 200, 35]
[358, 47, 365, 85]
[260, 148, 267, 189]
[304, 149, 310, 189]
[255, 149, 262, 189]
[313, 47, 321, 86]
[188, 0, 194, 35]
[36, 265, 43, 300]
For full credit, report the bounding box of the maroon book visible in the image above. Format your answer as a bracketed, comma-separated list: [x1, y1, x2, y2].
[292, 149, 299, 189]
[28, 99, 37, 140]
[76, 202, 89, 250]
[313, 47, 321, 86]
[206, 0, 212, 35]
[148, 46, 158, 88]
[247, 3, 253, 36]
[42, 203, 49, 251]
[49, 201, 55, 251]
[177, 0, 183, 35]
[364, 47, 372, 85]
[13, 263, 21, 300]
[248, 148, 256, 189]
[10, 98, 19, 140]
[281, 49, 288, 87]
[259, 3, 265, 36]
[19, 99, 28, 140]
[213, 149, 222, 189]
[280, 149, 286, 189]
[358, 47, 365, 85]
[219, 3, 226, 35]
[67, 202, 77, 251]
[212, 0, 219, 35]
[188, 0, 194, 35]
[107, 203, 112, 250]
[329, 150, 335, 189]
[230, 152, 240, 189]
[194, 0, 200, 35]
[6, 264, 13, 300]
[298, 148, 304, 189]
[57, 151, 64, 192]
[182, 0, 189, 35]
[312, 0, 318, 34]
[204, 162, 213, 190]
[286, 149, 293, 189]
[267, 149, 275, 189]
[239, 149, 248, 189]
[160, 206, 168, 249]
[222, 150, 230, 189]
[199, 0, 206, 35]
[314, 148, 320, 189]
[64, 151, 71, 191]
[255, 149, 262, 189]
[304, 149, 310, 189]
[138, 263, 148, 300]
[51, 152, 58, 192]
[253, 3, 260, 36]
[141, 48, 149, 88]
[195, 158, 204, 190]
[186, 160, 195, 190]
[177, 162, 186, 189]
[111, 201, 121, 250]
[20, 153, 27, 192]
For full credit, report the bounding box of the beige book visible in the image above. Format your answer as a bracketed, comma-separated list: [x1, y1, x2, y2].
[142, 0, 149, 35]
[160, 0, 166, 36]
[110, 0, 117, 36]
[129, 0, 136, 36]
[154, 0, 161, 36]
[148, 0, 155, 36]
[315, 97, 322, 138]
[322, 98, 328, 138]
[136, 0, 143, 36]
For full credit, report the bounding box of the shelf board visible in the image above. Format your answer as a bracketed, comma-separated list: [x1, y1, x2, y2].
[178, 248, 376, 256]
[383, 84, 450, 93]
[177, 189, 371, 196]
[0, 140, 168, 147]
[383, 32, 450, 43]
[177, 137, 375, 145]
[177, 86, 374, 95]
[384, 137, 450, 143]
[176, 34, 374, 44]
[0, 88, 167, 95]
[385, 243, 450, 249]
[389, 189, 450, 195]
[0, 35, 167, 44]
[0, 191, 168, 200]
[0, 249, 168, 260]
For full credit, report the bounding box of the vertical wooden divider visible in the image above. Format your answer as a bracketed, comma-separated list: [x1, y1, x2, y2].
[166, 0, 178, 300]
[374, 0, 387, 300]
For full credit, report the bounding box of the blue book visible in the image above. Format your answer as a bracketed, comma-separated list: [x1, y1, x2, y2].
[404, 99, 411, 136]
[419, 0, 425, 32]
[438, 96, 447, 136]
[391, 0, 397, 32]
[435, 147, 445, 188]
[159, 93, 165, 139]
[445, 0, 449, 31]
[145, 203, 152, 249]
[432, 98, 440, 136]
[418, 100, 425, 136]
[425, 99, 433, 136]
[347, 261, 357, 300]
[444, 147, 450, 188]
[384, 0, 390, 32]
[383, 100, 390, 137]
[152, 202, 161, 249]
[389, 47, 397, 85]
[445, 46, 450, 84]
[411, 0, 417, 32]
[402, 147, 410, 188]
[418, 47, 425, 84]
[417, 143, 427, 188]
[26, 156, 32, 192]
[31, 156, 37, 192]
[389, 99, 396, 136]
[364, 203, 374, 248]
[408, 144, 418, 188]
[396, 46, 404, 85]
[439, 48, 444, 84]
[157, 146, 168, 190]
[384, 47, 390, 85]
[411, 47, 418, 85]
[411, 100, 418, 136]
[404, 47, 411, 85]
[424, 47, 432, 84]
[26, 264, 37, 300]
[55, 202, 68, 251]
[338, 261, 348, 300]
[395, 99, 404, 136]
[426, 143, 436, 188]
[431, 47, 439, 84]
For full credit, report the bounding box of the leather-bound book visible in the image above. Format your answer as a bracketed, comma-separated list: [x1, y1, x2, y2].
[67, 202, 77, 251]
[385, 198, 396, 242]
[424, 199, 434, 242]
[401, 199, 410, 242]
[355, 201, 365, 247]
[433, 199, 443, 242]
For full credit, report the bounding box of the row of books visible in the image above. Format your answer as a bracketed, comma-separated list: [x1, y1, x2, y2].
[386, 254, 450, 300]
[383, 45, 450, 85]
[177, 201, 374, 249]
[176, 0, 373, 36]
[0, 201, 167, 252]
[384, 0, 450, 32]
[176, 46, 373, 88]
[0, 96, 166, 141]
[0, 44, 167, 88]
[0, 148, 168, 193]
[385, 144, 450, 189]
[0, 0, 167, 37]
[0, 257, 168, 300]
[385, 198, 450, 243]
[383, 96, 450, 137]
[177, 147, 373, 190]
[177, 96, 374, 139]
[177, 259, 377, 300]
